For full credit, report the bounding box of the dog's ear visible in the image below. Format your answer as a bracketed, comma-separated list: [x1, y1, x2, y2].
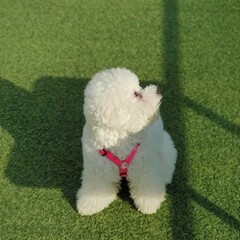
[103, 107, 115, 125]
[102, 105, 130, 130]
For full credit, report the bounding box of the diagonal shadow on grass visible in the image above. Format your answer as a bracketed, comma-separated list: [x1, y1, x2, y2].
[0, 76, 88, 209]
[162, 0, 194, 238]
[183, 96, 240, 136]
[187, 187, 240, 230]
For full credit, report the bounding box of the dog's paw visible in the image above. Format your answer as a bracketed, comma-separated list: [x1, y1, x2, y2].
[134, 195, 165, 214]
[76, 194, 116, 216]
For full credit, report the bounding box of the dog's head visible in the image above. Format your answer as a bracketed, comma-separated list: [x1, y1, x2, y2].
[84, 68, 162, 134]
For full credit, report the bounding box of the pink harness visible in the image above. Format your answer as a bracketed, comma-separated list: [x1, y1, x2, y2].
[99, 143, 140, 178]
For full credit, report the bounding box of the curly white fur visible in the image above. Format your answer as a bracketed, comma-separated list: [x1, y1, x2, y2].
[76, 68, 177, 215]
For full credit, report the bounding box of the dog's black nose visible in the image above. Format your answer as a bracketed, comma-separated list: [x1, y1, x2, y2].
[156, 88, 163, 95]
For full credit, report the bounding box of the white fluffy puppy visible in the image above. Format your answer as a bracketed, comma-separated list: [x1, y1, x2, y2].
[76, 68, 177, 215]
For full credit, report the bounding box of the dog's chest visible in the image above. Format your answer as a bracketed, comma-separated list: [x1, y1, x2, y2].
[108, 137, 142, 160]
[109, 146, 132, 160]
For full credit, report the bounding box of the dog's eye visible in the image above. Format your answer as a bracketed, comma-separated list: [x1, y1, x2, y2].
[134, 91, 139, 97]
[134, 91, 142, 98]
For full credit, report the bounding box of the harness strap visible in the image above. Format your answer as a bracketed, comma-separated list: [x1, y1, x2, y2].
[99, 143, 140, 178]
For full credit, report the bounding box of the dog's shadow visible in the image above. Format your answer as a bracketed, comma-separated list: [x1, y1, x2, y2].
[1, 76, 88, 208]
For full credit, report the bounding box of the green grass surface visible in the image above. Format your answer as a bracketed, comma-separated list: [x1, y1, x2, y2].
[0, 0, 239, 239]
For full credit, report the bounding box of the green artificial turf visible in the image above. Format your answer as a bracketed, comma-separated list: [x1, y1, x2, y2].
[0, 0, 239, 239]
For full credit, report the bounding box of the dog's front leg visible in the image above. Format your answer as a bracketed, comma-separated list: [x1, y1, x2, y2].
[129, 170, 166, 214]
[76, 171, 118, 215]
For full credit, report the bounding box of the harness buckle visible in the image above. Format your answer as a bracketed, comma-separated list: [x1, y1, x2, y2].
[121, 162, 129, 169]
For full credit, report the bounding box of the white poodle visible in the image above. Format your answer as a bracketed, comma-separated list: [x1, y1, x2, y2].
[76, 68, 177, 215]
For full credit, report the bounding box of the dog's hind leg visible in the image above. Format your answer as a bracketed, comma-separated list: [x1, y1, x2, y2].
[160, 131, 177, 184]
